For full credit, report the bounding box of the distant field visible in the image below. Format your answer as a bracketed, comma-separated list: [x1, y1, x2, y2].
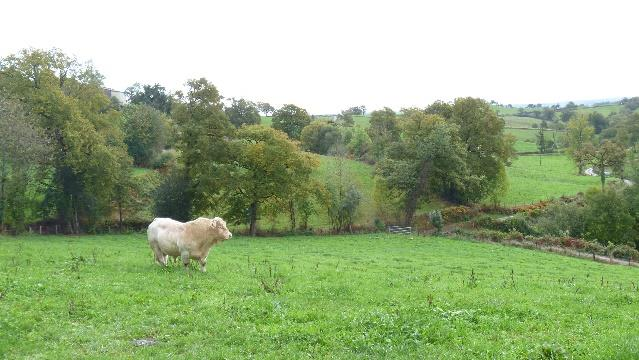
[505, 128, 565, 153]
[260, 116, 272, 127]
[575, 104, 624, 117]
[501, 154, 600, 205]
[491, 105, 520, 116]
[2, 233, 638, 358]
[502, 116, 541, 128]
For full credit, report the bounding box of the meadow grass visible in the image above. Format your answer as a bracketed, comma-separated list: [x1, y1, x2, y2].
[1, 233, 638, 359]
[501, 154, 600, 205]
[503, 116, 541, 128]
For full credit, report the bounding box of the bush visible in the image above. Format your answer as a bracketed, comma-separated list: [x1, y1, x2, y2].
[151, 150, 177, 170]
[533, 202, 586, 238]
[583, 188, 635, 245]
[473, 214, 536, 236]
[609, 244, 639, 261]
[429, 210, 443, 234]
[441, 206, 478, 223]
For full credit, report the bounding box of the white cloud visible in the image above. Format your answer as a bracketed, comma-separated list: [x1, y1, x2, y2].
[1, 0, 637, 113]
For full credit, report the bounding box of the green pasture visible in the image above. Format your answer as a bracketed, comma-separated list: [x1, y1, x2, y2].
[502, 116, 541, 128]
[501, 154, 600, 205]
[1, 234, 638, 359]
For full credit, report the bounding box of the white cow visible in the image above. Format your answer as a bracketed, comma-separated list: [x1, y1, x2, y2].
[147, 217, 232, 272]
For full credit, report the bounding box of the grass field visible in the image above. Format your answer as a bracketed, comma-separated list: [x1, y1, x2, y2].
[505, 128, 565, 153]
[502, 116, 541, 128]
[501, 154, 600, 205]
[1, 234, 638, 359]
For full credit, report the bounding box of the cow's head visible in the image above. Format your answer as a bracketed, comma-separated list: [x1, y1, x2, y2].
[210, 217, 232, 240]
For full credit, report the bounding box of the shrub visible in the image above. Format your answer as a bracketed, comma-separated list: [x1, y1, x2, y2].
[441, 206, 478, 223]
[151, 149, 177, 170]
[583, 188, 635, 245]
[429, 210, 443, 234]
[609, 244, 639, 261]
[533, 202, 586, 238]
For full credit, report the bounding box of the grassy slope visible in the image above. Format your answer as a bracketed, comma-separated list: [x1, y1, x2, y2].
[1, 234, 638, 359]
[502, 154, 600, 205]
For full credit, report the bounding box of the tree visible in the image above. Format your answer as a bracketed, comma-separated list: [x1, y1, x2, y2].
[323, 153, 362, 232]
[272, 104, 311, 140]
[346, 105, 366, 115]
[225, 98, 261, 128]
[300, 121, 342, 155]
[153, 167, 193, 221]
[336, 110, 354, 126]
[121, 104, 170, 166]
[0, 48, 131, 232]
[377, 112, 468, 225]
[171, 78, 234, 213]
[224, 125, 319, 236]
[0, 95, 51, 231]
[588, 112, 608, 134]
[583, 188, 634, 245]
[448, 97, 514, 203]
[367, 107, 400, 161]
[348, 126, 372, 160]
[583, 140, 627, 190]
[125, 83, 172, 114]
[256, 102, 275, 116]
[565, 114, 594, 174]
[425, 101, 453, 119]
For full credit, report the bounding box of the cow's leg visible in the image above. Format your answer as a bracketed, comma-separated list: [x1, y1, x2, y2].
[181, 251, 190, 271]
[199, 256, 207, 273]
[151, 243, 167, 267]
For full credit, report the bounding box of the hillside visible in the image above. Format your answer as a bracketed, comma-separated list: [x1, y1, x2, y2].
[2, 233, 638, 358]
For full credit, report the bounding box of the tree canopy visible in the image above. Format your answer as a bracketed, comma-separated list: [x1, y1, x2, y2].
[272, 104, 311, 139]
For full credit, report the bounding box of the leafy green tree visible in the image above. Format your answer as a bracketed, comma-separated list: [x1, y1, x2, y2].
[153, 167, 193, 221]
[121, 104, 170, 166]
[225, 98, 261, 128]
[565, 114, 594, 174]
[256, 102, 275, 116]
[377, 112, 468, 225]
[583, 188, 634, 245]
[583, 140, 627, 190]
[425, 101, 453, 119]
[337, 110, 354, 126]
[448, 97, 514, 202]
[224, 125, 319, 235]
[125, 83, 173, 114]
[322, 154, 362, 232]
[588, 112, 608, 134]
[171, 78, 234, 213]
[0, 95, 51, 231]
[536, 127, 548, 156]
[300, 121, 342, 155]
[367, 107, 400, 161]
[0, 48, 131, 231]
[348, 126, 372, 160]
[272, 104, 311, 139]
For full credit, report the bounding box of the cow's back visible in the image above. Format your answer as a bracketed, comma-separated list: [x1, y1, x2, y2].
[148, 218, 186, 256]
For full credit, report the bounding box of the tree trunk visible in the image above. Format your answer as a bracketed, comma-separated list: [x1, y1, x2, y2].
[601, 172, 606, 191]
[288, 200, 296, 231]
[249, 201, 258, 236]
[118, 201, 123, 231]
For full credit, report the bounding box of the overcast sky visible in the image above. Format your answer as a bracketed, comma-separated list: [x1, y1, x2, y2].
[1, 0, 638, 114]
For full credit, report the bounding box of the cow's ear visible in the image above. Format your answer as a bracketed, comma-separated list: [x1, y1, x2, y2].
[210, 218, 221, 228]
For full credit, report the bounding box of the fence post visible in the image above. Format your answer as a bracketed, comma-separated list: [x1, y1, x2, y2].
[39, 226, 42, 235]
